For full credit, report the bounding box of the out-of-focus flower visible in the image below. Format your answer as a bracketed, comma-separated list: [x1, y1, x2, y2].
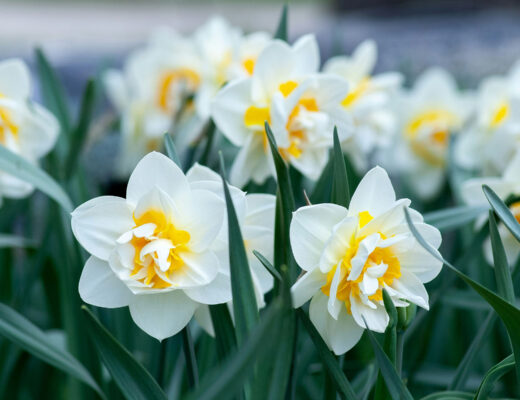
[462, 151, 520, 265]
[104, 17, 271, 177]
[392, 68, 472, 200]
[0, 59, 59, 201]
[323, 40, 402, 172]
[212, 35, 352, 187]
[456, 61, 520, 176]
[185, 163, 275, 334]
[71, 152, 229, 340]
[290, 166, 442, 354]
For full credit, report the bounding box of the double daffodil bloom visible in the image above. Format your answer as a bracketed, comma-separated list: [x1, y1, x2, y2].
[455, 60, 520, 176]
[290, 167, 442, 354]
[72, 152, 229, 340]
[323, 40, 402, 172]
[0, 59, 59, 201]
[184, 164, 275, 334]
[104, 17, 271, 177]
[393, 68, 471, 199]
[212, 35, 352, 187]
[462, 151, 520, 265]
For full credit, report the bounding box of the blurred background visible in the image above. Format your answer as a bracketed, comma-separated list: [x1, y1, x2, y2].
[3, 0, 520, 101]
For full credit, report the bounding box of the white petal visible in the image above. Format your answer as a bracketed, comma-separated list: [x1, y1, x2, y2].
[0, 59, 31, 100]
[79, 256, 133, 308]
[194, 305, 215, 337]
[350, 295, 389, 333]
[175, 250, 220, 288]
[71, 196, 134, 261]
[348, 233, 380, 281]
[245, 194, 276, 228]
[329, 307, 364, 355]
[352, 39, 377, 76]
[290, 204, 349, 271]
[319, 216, 359, 273]
[129, 290, 197, 341]
[18, 103, 60, 159]
[186, 163, 221, 184]
[126, 152, 190, 207]
[292, 34, 320, 76]
[348, 166, 396, 217]
[230, 134, 271, 188]
[327, 263, 344, 319]
[389, 270, 429, 309]
[291, 268, 327, 308]
[184, 272, 232, 305]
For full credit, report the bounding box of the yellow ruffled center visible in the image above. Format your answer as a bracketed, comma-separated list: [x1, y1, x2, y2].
[242, 58, 256, 75]
[341, 77, 370, 108]
[129, 209, 191, 289]
[321, 211, 402, 313]
[510, 201, 520, 224]
[490, 101, 509, 129]
[157, 69, 201, 112]
[0, 94, 19, 145]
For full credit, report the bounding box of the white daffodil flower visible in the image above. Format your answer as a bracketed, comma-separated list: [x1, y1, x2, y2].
[0, 59, 59, 201]
[290, 166, 442, 355]
[455, 60, 520, 176]
[212, 35, 352, 187]
[71, 152, 229, 341]
[323, 40, 402, 172]
[462, 151, 520, 265]
[184, 163, 275, 335]
[104, 17, 271, 177]
[392, 68, 472, 200]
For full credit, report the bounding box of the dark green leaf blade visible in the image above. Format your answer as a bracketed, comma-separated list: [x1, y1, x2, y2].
[297, 309, 358, 400]
[423, 205, 489, 231]
[419, 391, 473, 400]
[489, 211, 515, 302]
[164, 133, 181, 167]
[209, 304, 237, 361]
[274, 4, 288, 41]
[331, 127, 350, 207]
[252, 250, 282, 282]
[0, 303, 104, 398]
[483, 184, 520, 242]
[475, 354, 514, 400]
[0, 145, 73, 212]
[219, 154, 259, 345]
[82, 306, 167, 400]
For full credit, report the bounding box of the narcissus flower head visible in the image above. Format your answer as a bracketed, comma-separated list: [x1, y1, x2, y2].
[0, 59, 59, 201]
[290, 166, 442, 354]
[212, 35, 352, 187]
[72, 152, 229, 340]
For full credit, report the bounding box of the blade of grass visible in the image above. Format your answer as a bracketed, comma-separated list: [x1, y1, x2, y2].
[475, 354, 514, 400]
[252, 250, 282, 282]
[489, 211, 516, 303]
[274, 4, 288, 41]
[483, 184, 520, 242]
[0, 234, 36, 248]
[331, 127, 350, 208]
[164, 133, 181, 167]
[181, 327, 199, 389]
[423, 205, 489, 232]
[209, 304, 236, 361]
[82, 306, 167, 400]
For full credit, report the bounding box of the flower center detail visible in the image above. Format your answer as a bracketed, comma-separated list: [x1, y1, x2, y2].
[490, 101, 509, 129]
[341, 77, 370, 108]
[157, 69, 200, 112]
[0, 94, 19, 145]
[321, 211, 402, 313]
[119, 209, 191, 289]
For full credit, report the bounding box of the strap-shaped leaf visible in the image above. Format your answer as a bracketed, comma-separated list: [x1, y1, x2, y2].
[209, 304, 236, 361]
[419, 391, 473, 400]
[164, 133, 181, 167]
[475, 354, 514, 399]
[219, 154, 258, 346]
[82, 306, 167, 400]
[252, 250, 282, 282]
[489, 211, 515, 302]
[0, 234, 36, 248]
[297, 309, 358, 400]
[331, 127, 350, 208]
[310, 155, 333, 204]
[483, 184, 520, 242]
[274, 4, 288, 41]
[405, 208, 520, 382]
[0, 145, 73, 212]
[423, 205, 489, 231]
[0, 303, 104, 398]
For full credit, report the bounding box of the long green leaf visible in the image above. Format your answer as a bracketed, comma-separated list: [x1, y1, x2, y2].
[310, 155, 333, 204]
[82, 306, 167, 400]
[0, 145, 73, 212]
[219, 154, 258, 346]
[483, 184, 520, 242]
[331, 127, 350, 208]
[420, 392, 473, 400]
[0, 303, 104, 398]
[364, 319, 413, 400]
[489, 211, 516, 302]
[274, 4, 288, 41]
[297, 309, 358, 400]
[65, 79, 96, 179]
[181, 327, 199, 389]
[0, 234, 36, 248]
[423, 205, 489, 231]
[209, 304, 236, 361]
[475, 354, 514, 399]
[184, 299, 283, 400]
[164, 133, 181, 167]
[404, 208, 520, 382]
[252, 250, 282, 282]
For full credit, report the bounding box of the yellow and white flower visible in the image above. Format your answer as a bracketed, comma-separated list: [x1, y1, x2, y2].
[462, 151, 520, 265]
[212, 35, 352, 187]
[104, 17, 271, 177]
[184, 163, 276, 334]
[71, 152, 228, 340]
[290, 166, 442, 354]
[323, 40, 402, 172]
[0, 59, 59, 201]
[455, 60, 520, 176]
[392, 68, 472, 199]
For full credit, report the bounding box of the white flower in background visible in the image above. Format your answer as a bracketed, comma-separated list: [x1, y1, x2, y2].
[184, 164, 275, 334]
[455, 60, 520, 176]
[462, 151, 520, 265]
[290, 167, 442, 354]
[212, 35, 352, 187]
[323, 40, 402, 172]
[0, 59, 59, 201]
[71, 152, 229, 340]
[392, 68, 472, 200]
[104, 16, 271, 177]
